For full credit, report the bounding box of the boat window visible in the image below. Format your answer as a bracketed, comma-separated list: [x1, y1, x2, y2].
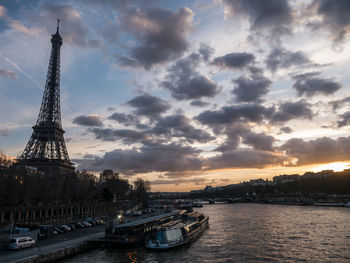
[156, 231, 164, 243]
[172, 229, 182, 241]
[165, 229, 174, 243]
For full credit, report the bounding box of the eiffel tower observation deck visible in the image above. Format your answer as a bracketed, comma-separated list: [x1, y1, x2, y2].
[18, 21, 74, 174]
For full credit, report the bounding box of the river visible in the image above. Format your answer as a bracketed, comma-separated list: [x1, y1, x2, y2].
[62, 203, 350, 262]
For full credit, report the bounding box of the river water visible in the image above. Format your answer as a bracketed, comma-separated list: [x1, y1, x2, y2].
[62, 203, 350, 263]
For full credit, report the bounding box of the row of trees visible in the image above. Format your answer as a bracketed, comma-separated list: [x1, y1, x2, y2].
[0, 164, 151, 207]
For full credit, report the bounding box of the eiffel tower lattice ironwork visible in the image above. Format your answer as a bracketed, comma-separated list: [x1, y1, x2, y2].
[19, 20, 74, 173]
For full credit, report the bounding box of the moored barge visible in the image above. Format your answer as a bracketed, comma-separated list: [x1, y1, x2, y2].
[103, 210, 186, 246]
[145, 211, 209, 250]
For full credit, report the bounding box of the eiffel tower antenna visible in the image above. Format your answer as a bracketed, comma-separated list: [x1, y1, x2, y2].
[57, 19, 60, 34]
[18, 21, 74, 174]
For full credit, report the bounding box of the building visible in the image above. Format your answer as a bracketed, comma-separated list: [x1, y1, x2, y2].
[273, 174, 299, 184]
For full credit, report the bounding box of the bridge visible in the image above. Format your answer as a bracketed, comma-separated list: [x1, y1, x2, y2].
[200, 197, 254, 204]
[150, 196, 254, 204]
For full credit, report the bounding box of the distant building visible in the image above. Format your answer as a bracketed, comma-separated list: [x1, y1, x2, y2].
[190, 190, 202, 194]
[250, 179, 267, 186]
[303, 170, 333, 178]
[204, 185, 213, 192]
[273, 174, 299, 184]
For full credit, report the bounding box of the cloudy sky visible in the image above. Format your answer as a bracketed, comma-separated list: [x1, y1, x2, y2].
[1, 0, 350, 191]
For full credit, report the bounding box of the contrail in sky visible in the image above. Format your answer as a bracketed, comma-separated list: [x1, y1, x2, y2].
[0, 53, 43, 90]
[0, 53, 73, 114]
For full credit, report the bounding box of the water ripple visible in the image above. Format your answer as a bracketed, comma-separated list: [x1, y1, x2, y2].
[63, 204, 350, 263]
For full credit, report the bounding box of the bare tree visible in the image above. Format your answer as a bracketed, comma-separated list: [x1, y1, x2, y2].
[133, 178, 151, 208]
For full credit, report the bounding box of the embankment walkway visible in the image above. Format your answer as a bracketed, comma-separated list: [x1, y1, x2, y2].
[0, 226, 104, 263]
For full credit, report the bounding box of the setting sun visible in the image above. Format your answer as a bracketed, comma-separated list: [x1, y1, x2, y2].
[311, 162, 350, 172]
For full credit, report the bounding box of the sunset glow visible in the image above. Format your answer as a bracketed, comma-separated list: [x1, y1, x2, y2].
[311, 162, 350, 173]
[1, 0, 350, 191]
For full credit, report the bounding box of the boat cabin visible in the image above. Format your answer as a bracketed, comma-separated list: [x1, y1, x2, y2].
[105, 210, 186, 246]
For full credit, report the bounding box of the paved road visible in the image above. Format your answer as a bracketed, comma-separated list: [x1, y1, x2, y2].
[0, 225, 105, 263]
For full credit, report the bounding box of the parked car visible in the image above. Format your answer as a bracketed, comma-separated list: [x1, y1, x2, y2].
[8, 237, 35, 250]
[81, 221, 91, 227]
[76, 222, 85, 228]
[58, 225, 71, 232]
[67, 223, 76, 230]
[37, 225, 55, 239]
[85, 218, 96, 226]
[94, 217, 103, 225]
[54, 227, 64, 234]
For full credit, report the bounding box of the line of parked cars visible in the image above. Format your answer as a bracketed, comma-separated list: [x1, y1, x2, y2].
[50, 217, 104, 235]
[8, 217, 104, 250]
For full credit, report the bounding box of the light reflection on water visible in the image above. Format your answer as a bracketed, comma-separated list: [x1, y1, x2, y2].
[62, 204, 350, 263]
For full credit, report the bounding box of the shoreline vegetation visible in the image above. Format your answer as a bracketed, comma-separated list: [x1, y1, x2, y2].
[1, 152, 350, 208]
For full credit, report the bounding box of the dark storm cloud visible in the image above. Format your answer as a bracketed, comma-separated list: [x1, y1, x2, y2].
[213, 123, 248, 152]
[0, 68, 17, 79]
[190, 100, 210, 107]
[118, 7, 193, 69]
[162, 53, 219, 100]
[337, 111, 350, 128]
[91, 114, 214, 145]
[214, 136, 240, 153]
[164, 75, 217, 100]
[151, 115, 215, 143]
[271, 100, 313, 123]
[73, 115, 103, 127]
[265, 47, 310, 72]
[311, 0, 350, 43]
[199, 43, 214, 61]
[223, 0, 293, 36]
[108, 112, 148, 129]
[76, 143, 203, 174]
[232, 74, 271, 102]
[280, 126, 293, 134]
[127, 94, 170, 119]
[213, 123, 275, 152]
[196, 104, 274, 126]
[212, 52, 255, 69]
[89, 128, 153, 144]
[329, 97, 350, 110]
[206, 149, 284, 170]
[241, 132, 275, 151]
[281, 136, 350, 166]
[40, 4, 101, 48]
[292, 75, 341, 97]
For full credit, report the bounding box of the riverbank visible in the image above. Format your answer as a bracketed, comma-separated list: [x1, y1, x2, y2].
[0, 225, 104, 263]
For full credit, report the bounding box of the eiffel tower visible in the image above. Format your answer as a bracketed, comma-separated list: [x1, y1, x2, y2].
[18, 21, 74, 174]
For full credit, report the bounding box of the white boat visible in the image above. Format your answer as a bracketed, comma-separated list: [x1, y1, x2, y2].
[145, 212, 209, 250]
